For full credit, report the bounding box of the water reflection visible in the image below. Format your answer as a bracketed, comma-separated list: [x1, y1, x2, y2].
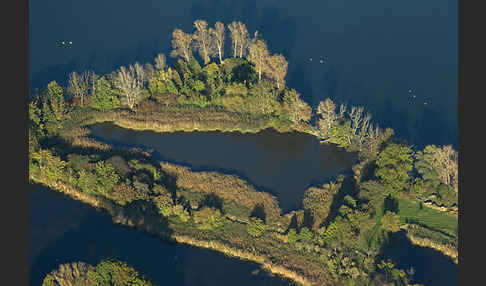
[89, 122, 356, 211]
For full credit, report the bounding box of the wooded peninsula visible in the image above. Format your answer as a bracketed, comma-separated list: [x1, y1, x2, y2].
[30, 20, 458, 286]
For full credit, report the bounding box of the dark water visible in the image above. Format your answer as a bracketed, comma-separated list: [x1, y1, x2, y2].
[30, 0, 457, 149]
[380, 231, 458, 286]
[89, 122, 357, 212]
[30, 184, 294, 286]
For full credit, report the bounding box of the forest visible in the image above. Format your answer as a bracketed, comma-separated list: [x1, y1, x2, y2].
[30, 20, 458, 286]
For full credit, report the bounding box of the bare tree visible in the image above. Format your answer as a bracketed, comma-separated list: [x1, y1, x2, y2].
[193, 20, 214, 65]
[265, 54, 288, 89]
[113, 65, 144, 109]
[87, 71, 99, 97]
[67, 71, 90, 106]
[237, 22, 250, 58]
[209, 21, 225, 63]
[349, 106, 365, 136]
[154, 53, 166, 72]
[366, 124, 384, 155]
[433, 145, 458, 187]
[144, 63, 155, 81]
[358, 112, 372, 147]
[338, 103, 347, 120]
[170, 29, 193, 62]
[248, 37, 270, 81]
[316, 98, 339, 138]
[133, 62, 146, 87]
[228, 21, 240, 58]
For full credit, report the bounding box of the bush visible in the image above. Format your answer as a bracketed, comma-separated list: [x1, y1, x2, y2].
[246, 217, 266, 237]
[287, 228, 298, 244]
[91, 77, 120, 111]
[225, 82, 248, 96]
[298, 227, 314, 243]
[192, 206, 224, 230]
[381, 211, 400, 233]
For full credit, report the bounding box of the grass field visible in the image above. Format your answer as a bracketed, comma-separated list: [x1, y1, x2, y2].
[397, 197, 458, 238]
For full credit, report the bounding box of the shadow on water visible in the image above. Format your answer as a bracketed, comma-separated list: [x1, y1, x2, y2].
[30, 184, 293, 286]
[379, 230, 458, 286]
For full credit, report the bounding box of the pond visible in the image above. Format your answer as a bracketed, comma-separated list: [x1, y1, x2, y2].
[89, 122, 357, 212]
[29, 184, 294, 286]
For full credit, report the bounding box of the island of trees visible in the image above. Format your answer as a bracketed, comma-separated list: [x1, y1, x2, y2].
[42, 259, 155, 286]
[30, 20, 458, 286]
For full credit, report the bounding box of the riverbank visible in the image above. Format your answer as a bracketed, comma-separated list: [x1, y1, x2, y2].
[29, 172, 321, 286]
[30, 100, 458, 285]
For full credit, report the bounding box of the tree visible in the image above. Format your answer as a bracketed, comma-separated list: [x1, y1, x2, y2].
[247, 37, 270, 81]
[154, 53, 166, 72]
[375, 143, 414, 194]
[364, 125, 394, 158]
[113, 65, 144, 109]
[144, 63, 155, 81]
[192, 206, 224, 230]
[67, 71, 90, 107]
[237, 22, 250, 58]
[192, 19, 214, 65]
[209, 21, 225, 63]
[170, 29, 193, 62]
[282, 89, 312, 124]
[303, 180, 341, 230]
[381, 211, 400, 233]
[91, 76, 120, 111]
[228, 21, 240, 58]
[266, 54, 288, 89]
[246, 217, 266, 237]
[415, 145, 458, 192]
[42, 261, 94, 286]
[316, 98, 340, 138]
[45, 81, 66, 122]
[298, 227, 314, 243]
[87, 71, 99, 98]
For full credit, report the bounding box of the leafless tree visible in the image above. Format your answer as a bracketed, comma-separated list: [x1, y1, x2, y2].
[154, 53, 166, 72]
[209, 21, 225, 63]
[349, 106, 364, 136]
[113, 65, 144, 109]
[133, 62, 146, 87]
[170, 29, 193, 62]
[265, 54, 288, 89]
[248, 37, 270, 81]
[144, 63, 155, 81]
[87, 71, 99, 97]
[228, 21, 239, 58]
[316, 98, 339, 137]
[193, 20, 214, 65]
[67, 71, 90, 106]
[237, 22, 250, 58]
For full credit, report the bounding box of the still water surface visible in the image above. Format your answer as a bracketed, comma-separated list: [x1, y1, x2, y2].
[30, 0, 457, 149]
[30, 184, 294, 286]
[89, 122, 357, 212]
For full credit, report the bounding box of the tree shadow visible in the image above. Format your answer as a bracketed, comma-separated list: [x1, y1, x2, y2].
[383, 194, 399, 214]
[322, 176, 359, 228]
[199, 193, 224, 214]
[105, 199, 174, 242]
[250, 203, 266, 222]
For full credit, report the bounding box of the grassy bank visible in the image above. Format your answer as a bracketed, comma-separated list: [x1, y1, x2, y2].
[61, 104, 311, 138]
